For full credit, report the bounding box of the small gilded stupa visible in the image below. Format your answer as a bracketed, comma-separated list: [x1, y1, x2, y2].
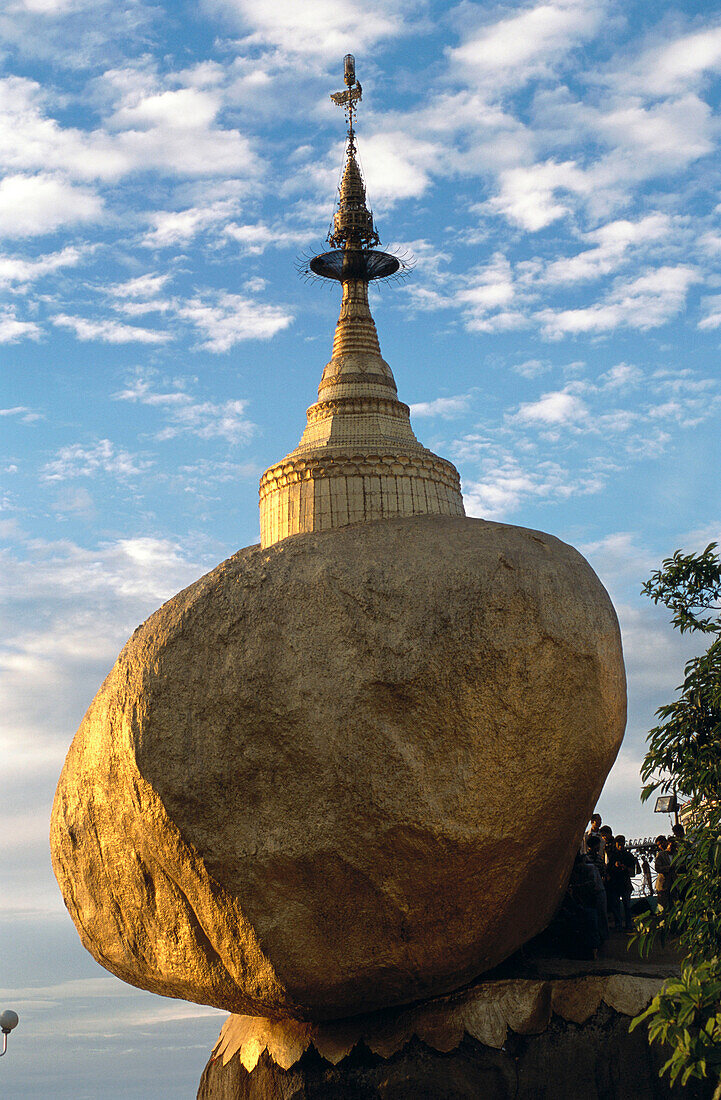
[259, 55, 464, 548]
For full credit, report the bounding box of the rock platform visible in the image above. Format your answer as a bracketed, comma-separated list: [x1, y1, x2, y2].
[197, 940, 711, 1099]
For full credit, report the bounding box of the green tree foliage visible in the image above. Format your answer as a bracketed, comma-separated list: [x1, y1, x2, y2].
[629, 543, 721, 1097]
[632, 963, 721, 1093]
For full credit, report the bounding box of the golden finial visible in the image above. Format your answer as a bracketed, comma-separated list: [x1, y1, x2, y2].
[330, 54, 363, 155]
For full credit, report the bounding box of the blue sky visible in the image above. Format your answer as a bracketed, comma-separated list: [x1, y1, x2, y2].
[1, 0, 720, 1094]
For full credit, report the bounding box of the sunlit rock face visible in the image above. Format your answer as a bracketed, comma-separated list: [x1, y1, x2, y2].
[50, 515, 626, 1022]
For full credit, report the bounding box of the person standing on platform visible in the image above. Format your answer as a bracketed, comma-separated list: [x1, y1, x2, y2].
[584, 814, 605, 860]
[607, 835, 639, 931]
[586, 833, 610, 941]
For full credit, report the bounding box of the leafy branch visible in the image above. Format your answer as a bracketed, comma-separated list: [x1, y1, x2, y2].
[632, 543, 721, 1095]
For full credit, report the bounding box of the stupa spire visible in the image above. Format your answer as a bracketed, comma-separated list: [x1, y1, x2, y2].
[326, 54, 379, 253]
[259, 56, 464, 548]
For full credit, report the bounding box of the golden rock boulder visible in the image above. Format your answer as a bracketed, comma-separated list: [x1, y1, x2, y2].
[50, 514, 625, 1021]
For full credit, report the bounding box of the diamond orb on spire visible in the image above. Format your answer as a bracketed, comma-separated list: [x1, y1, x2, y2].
[258, 56, 465, 548]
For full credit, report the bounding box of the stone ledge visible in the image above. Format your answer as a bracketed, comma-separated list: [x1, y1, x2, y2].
[208, 973, 667, 1074]
[198, 996, 712, 1100]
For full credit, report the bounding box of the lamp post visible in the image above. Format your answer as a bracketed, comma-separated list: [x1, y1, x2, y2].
[654, 793, 679, 827]
[0, 1010, 19, 1057]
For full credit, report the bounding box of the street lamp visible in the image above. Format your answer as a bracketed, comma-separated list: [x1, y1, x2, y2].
[0, 1010, 19, 1057]
[654, 793, 679, 826]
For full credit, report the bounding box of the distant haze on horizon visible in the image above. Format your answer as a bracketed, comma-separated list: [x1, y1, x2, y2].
[1, 0, 719, 1094]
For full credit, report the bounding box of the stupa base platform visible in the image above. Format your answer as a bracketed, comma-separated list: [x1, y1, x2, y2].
[197, 941, 711, 1099]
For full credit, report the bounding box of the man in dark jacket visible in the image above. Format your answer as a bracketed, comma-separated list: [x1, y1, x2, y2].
[607, 834, 639, 931]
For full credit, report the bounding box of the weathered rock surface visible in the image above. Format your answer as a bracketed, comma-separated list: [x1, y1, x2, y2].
[198, 955, 706, 1097]
[205, 973, 670, 1072]
[197, 1007, 709, 1100]
[51, 514, 626, 1021]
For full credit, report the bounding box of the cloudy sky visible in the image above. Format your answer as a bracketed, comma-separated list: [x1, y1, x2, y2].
[1, 0, 719, 1094]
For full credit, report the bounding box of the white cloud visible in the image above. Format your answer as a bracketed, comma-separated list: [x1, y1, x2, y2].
[465, 309, 528, 334]
[453, 252, 527, 332]
[699, 230, 721, 255]
[0, 973, 224, 1028]
[597, 749, 644, 806]
[0, 405, 42, 423]
[652, 367, 716, 397]
[114, 299, 172, 318]
[455, 365, 717, 517]
[223, 220, 314, 254]
[1, 536, 198, 625]
[105, 275, 174, 319]
[612, 25, 721, 97]
[487, 159, 591, 231]
[462, 466, 540, 519]
[108, 87, 220, 131]
[461, 453, 605, 520]
[538, 214, 672, 284]
[0, 244, 85, 286]
[448, 0, 604, 90]
[405, 284, 455, 312]
[0, 2, 157, 79]
[142, 200, 239, 247]
[42, 439, 152, 481]
[203, 0, 413, 58]
[7, 0, 89, 12]
[0, 75, 127, 180]
[511, 359, 549, 378]
[115, 375, 257, 443]
[600, 362, 643, 389]
[409, 394, 471, 418]
[52, 314, 171, 344]
[698, 294, 721, 330]
[646, 392, 719, 430]
[458, 252, 514, 311]
[51, 283, 292, 350]
[396, 89, 533, 181]
[594, 94, 714, 172]
[0, 308, 41, 342]
[0, 72, 258, 183]
[578, 531, 657, 590]
[112, 376, 190, 407]
[513, 387, 588, 426]
[108, 272, 170, 299]
[480, 70, 715, 228]
[537, 265, 699, 337]
[117, 122, 256, 179]
[107, 82, 258, 177]
[175, 291, 292, 351]
[615, 600, 705, 697]
[353, 130, 439, 205]
[176, 60, 226, 89]
[155, 398, 254, 442]
[0, 173, 101, 236]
